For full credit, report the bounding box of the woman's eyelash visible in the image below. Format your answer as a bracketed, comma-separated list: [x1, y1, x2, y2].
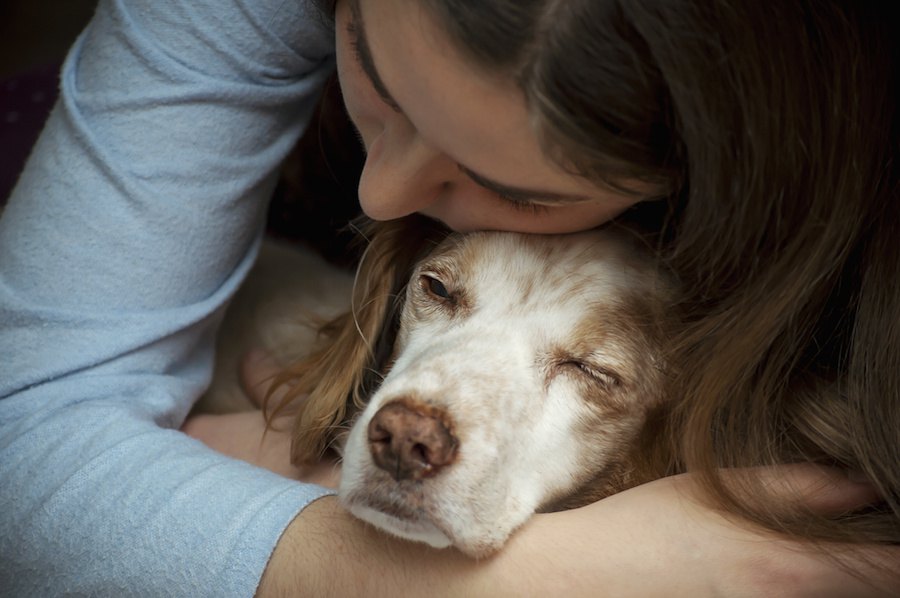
[496, 193, 551, 215]
[454, 164, 552, 215]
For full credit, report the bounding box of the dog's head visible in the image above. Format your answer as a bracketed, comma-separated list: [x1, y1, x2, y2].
[338, 228, 675, 557]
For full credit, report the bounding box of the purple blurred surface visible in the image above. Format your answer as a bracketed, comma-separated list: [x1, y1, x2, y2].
[1, 63, 59, 206]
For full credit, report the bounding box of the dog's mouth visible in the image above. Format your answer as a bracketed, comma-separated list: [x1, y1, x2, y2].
[340, 492, 453, 550]
[339, 481, 515, 557]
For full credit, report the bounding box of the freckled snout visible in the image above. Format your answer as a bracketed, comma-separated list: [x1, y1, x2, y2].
[367, 400, 458, 481]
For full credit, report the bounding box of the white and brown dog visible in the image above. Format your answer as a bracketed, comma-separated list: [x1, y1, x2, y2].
[202, 221, 675, 557]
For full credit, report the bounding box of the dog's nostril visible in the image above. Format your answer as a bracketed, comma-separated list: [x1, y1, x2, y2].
[367, 400, 458, 481]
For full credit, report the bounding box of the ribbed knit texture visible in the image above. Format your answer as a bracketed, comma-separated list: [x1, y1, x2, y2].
[0, 1, 336, 595]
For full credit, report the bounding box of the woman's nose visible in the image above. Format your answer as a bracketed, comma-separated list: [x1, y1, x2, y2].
[357, 127, 459, 221]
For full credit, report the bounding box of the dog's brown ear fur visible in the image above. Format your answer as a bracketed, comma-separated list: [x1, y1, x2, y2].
[264, 215, 449, 464]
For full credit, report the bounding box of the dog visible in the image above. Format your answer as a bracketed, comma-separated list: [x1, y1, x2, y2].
[202, 220, 676, 557]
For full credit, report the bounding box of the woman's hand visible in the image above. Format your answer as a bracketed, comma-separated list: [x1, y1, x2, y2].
[181, 349, 340, 488]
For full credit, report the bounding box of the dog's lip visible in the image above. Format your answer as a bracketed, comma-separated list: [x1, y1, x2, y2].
[341, 488, 455, 536]
[345, 494, 505, 557]
[351, 494, 423, 522]
[341, 467, 433, 510]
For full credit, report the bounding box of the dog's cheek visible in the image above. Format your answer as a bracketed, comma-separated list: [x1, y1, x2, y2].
[547, 404, 648, 511]
[517, 381, 616, 510]
[431, 467, 530, 556]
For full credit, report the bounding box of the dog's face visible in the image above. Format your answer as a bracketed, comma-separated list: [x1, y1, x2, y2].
[339, 229, 672, 557]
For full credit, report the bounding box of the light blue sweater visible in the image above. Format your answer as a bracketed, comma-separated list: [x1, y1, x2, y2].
[0, 0, 337, 595]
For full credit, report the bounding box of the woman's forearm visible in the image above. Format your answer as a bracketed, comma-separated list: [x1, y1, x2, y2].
[0, 0, 337, 593]
[261, 473, 898, 597]
[259, 493, 676, 597]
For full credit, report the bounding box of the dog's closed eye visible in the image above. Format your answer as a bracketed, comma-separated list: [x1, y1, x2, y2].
[559, 359, 621, 389]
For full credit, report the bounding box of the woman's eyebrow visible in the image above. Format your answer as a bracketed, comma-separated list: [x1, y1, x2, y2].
[458, 164, 591, 204]
[349, 2, 403, 112]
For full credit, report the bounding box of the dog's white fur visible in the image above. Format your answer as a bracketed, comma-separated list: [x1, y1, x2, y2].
[204, 228, 673, 557]
[340, 230, 671, 556]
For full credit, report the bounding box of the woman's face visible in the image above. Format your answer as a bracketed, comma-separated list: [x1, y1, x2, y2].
[335, 0, 646, 233]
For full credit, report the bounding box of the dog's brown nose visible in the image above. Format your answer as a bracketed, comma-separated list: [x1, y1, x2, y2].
[367, 400, 458, 481]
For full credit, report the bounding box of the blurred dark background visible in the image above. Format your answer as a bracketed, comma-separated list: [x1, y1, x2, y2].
[1, 0, 97, 78]
[1, 0, 97, 202]
[0, 0, 364, 264]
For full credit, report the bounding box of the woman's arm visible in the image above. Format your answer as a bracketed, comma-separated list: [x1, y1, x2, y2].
[257, 469, 896, 597]
[0, 0, 336, 595]
[190, 355, 898, 596]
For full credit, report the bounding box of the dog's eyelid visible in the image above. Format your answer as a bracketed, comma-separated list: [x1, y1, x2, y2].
[562, 359, 621, 388]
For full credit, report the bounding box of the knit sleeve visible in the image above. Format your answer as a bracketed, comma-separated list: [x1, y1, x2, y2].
[0, 0, 337, 595]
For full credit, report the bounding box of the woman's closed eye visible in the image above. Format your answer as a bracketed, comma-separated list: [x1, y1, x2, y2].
[493, 192, 552, 215]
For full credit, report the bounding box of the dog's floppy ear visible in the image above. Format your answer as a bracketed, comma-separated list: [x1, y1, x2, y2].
[266, 215, 449, 465]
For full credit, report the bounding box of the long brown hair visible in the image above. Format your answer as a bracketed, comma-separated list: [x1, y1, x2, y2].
[297, 0, 899, 550]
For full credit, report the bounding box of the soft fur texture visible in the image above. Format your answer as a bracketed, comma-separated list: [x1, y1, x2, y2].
[204, 225, 676, 556]
[196, 238, 353, 414]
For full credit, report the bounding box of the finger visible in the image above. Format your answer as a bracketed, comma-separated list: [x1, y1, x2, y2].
[771, 464, 880, 514]
[725, 464, 882, 515]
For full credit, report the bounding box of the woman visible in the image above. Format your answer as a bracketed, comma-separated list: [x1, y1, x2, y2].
[0, 0, 896, 596]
